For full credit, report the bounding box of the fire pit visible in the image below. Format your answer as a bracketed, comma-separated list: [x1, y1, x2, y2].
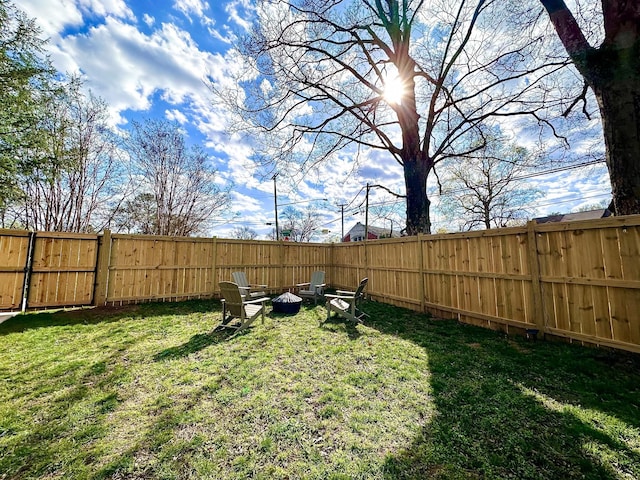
[272, 292, 303, 314]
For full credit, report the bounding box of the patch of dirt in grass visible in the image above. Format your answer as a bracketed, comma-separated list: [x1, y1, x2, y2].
[508, 339, 532, 354]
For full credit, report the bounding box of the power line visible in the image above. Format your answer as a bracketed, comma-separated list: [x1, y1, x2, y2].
[430, 158, 606, 198]
[523, 191, 610, 210]
[219, 160, 608, 231]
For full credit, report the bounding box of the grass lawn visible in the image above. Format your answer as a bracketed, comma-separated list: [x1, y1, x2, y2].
[0, 299, 639, 479]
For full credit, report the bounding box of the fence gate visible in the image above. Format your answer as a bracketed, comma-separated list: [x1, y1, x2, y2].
[25, 232, 99, 309]
[0, 229, 31, 310]
[1, 231, 99, 312]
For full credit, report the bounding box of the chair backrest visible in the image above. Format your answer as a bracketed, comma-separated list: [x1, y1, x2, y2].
[231, 272, 249, 288]
[354, 277, 368, 299]
[310, 271, 325, 289]
[219, 281, 244, 316]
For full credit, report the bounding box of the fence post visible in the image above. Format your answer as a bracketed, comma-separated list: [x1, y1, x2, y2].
[94, 229, 112, 306]
[277, 240, 284, 292]
[363, 239, 369, 286]
[20, 231, 36, 312]
[417, 234, 426, 313]
[329, 241, 335, 290]
[526, 221, 545, 333]
[210, 236, 218, 296]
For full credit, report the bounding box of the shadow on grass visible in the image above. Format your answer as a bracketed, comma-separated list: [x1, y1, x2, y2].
[360, 301, 640, 479]
[320, 314, 362, 340]
[3, 299, 639, 479]
[154, 302, 278, 361]
[0, 342, 139, 478]
[153, 329, 231, 361]
[0, 299, 223, 336]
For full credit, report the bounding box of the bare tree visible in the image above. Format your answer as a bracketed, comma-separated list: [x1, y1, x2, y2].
[212, 0, 567, 234]
[231, 225, 259, 240]
[17, 78, 125, 232]
[277, 205, 323, 242]
[538, 0, 640, 215]
[368, 201, 405, 236]
[438, 134, 542, 230]
[121, 119, 231, 237]
[109, 193, 157, 234]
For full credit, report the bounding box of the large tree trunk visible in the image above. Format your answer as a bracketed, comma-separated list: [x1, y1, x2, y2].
[540, 0, 640, 215]
[397, 72, 432, 235]
[403, 159, 431, 235]
[595, 82, 640, 215]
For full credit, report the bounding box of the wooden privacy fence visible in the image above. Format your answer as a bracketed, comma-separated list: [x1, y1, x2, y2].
[93, 232, 330, 305]
[0, 215, 639, 353]
[329, 215, 640, 353]
[0, 229, 331, 311]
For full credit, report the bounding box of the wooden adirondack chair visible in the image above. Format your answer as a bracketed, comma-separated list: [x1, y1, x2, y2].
[324, 277, 369, 323]
[296, 270, 326, 304]
[218, 281, 269, 333]
[232, 271, 268, 298]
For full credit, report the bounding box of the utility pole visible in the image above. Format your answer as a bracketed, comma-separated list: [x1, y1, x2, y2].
[364, 183, 370, 241]
[272, 174, 279, 241]
[337, 203, 346, 241]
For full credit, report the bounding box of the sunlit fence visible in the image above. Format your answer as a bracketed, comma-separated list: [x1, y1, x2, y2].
[1, 215, 639, 353]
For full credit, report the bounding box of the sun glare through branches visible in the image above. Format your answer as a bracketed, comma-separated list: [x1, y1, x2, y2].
[382, 74, 405, 106]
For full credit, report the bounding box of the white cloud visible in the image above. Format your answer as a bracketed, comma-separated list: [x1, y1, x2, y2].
[77, 0, 134, 20]
[173, 0, 209, 20]
[206, 24, 236, 44]
[142, 14, 155, 27]
[19, 0, 84, 37]
[225, 0, 253, 31]
[231, 192, 264, 213]
[165, 109, 188, 124]
[20, 0, 133, 37]
[52, 18, 233, 123]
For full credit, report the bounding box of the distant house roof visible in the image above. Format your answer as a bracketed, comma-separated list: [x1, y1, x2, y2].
[534, 208, 612, 224]
[342, 222, 400, 242]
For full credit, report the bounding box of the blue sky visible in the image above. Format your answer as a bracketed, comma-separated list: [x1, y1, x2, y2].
[19, 0, 612, 239]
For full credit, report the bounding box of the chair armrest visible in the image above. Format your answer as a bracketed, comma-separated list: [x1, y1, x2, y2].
[325, 294, 355, 300]
[249, 284, 268, 289]
[296, 282, 311, 287]
[238, 286, 251, 291]
[243, 296, 270, 305]
[336, 289, 356, 295]
[317, 283, 327, 288]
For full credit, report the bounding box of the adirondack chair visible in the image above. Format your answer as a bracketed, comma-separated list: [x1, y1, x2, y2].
[324, 277, 369, 323]
[231, 271, 268, 298]
[217, 281, 269, 333]
[296, 270, 326, 304]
